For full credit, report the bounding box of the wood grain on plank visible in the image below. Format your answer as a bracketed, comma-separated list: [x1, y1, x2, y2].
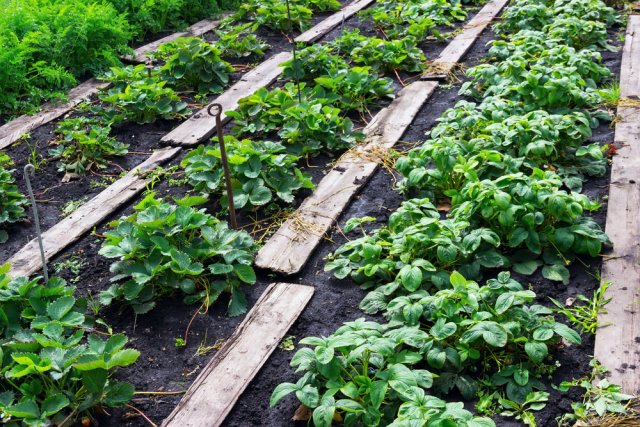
[594, 15, 640, 394]
[255, 81, 438, 275]
[0, 79, 108, 150]
[294, 0, 375, 43]
[162, 282, 314, 427]
[129, 18, 224, 63]
[421, 0, 509, 80]
[7, 147, 181, 279]
[161, 51, 292, 146]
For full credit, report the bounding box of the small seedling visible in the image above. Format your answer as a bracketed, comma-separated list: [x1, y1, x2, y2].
[550, 281, 612, 334]
[175, 338, 186, 347]
[53, 255, 86, 283]
[278, 335, 296, 351]
[60, 197, 88, 217]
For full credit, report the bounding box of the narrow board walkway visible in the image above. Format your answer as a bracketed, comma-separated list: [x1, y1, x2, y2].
[160, 51, 292, 146]
[7, 147, 181, 279]
[422, 0, 509, 80]
[594, 14, 640, 394]
[0, 19, 223, 150]
[294, 0, 375, 43]
[161, 283, 314, 427]
[255, 81, 437, 274]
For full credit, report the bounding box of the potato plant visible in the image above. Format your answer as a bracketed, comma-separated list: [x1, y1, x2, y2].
[99, 193, 257, 315]
[0, 264, 139, 426]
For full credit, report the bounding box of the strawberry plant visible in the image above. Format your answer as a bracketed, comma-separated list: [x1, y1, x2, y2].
[98, 65, 191, 124]
[98, 193, 257, 315]
[227, 83, 363, 155]
[230, 0, 344, 32]
[0, 264, 139, 426]
[280, 44, 348, 81]
[332, 30, 427, 73]
[0, 154, 28, 243]
[314, 67, 395, 112]
[152, 37, 234, 95]
[182, 137, 314, 210]
[50, 117, 129, 176]
[214, 23, 270, 59]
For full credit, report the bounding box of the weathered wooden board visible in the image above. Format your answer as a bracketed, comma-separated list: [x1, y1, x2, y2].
[0, 79, 109, 150]
[594, 15, 640, 394]
[161, 282, 314, 427]
[294, 0, 375, 43]
[7, 147, 181, 279]
[255, 81, 438, 275]
[128, 18, 224, 63]
[161, 51, 292, 146]
[421, 0, 509, 80]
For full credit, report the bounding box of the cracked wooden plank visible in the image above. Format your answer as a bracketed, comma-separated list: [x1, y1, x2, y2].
[161, 282, 314, 427]
[255, 81, 438, 275]
[594, 15, 640, 394]
[294, 0, 375, 43]
[7, 147, 181, 279]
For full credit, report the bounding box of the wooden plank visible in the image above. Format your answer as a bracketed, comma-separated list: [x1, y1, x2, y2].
[421, 0, 509, 80]
[7, 147, 181, 279]
[128, 18, 225, 63]
[0, 79, 108, 150]
[254, 81, 438, 275]
[161, 51, 292, 146]
[594, 16, 640, 394]
[162, 282, 314, 427]
[294, 0, 375, 43]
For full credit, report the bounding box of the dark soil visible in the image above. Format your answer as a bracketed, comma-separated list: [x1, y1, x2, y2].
[0, 3, 627, 427]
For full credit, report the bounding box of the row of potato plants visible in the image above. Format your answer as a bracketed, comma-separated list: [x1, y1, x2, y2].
[271, 0, 623, 425]
[98, 0, 473, 316]
[0, 1, 348, 424]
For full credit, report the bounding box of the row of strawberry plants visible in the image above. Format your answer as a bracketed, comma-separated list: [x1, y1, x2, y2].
[272, 0, 623, 425]
[98, 0, 476, 315]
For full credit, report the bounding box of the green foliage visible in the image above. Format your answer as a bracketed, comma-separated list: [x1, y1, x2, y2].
[98, 193, 257, 315]
[0, 263, 139, 426]
[214, 23, 270, 59]
[0, 0, 132, 117]
[231, 0, 340, 31]
[280, 44, 348, 81]
[98, 65, 191, 124]
[226, 83, 364, 155]
[182, 137, 314, 210]
[0, 154, 27, 243]
[332, 30, 426, 73]
[152, 37, 234, 95]
[50, 117, 128, 176]
[361, 0, 467, 40]
[315, 67, 395, 112]
[550, 281, 612, 334]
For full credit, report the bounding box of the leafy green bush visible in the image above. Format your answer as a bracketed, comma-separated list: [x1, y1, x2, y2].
[315, 67, 395, 112]
[280, 44, 348, 81]
[0, 154, 28, 243]
[152, 37, 234, 95]
[0, 264, 139, 426]
[98, 65, 191, 124]
[50, 117, 129, 176]
[182, 137, 314, 210]
[99, 193, 257, 315]
[214, 23, 270, 59]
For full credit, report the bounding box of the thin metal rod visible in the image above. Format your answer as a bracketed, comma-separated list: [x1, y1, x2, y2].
[23, 164, 48, 283]
[207, 104, 237, 229]
[284, 0, 302, 103]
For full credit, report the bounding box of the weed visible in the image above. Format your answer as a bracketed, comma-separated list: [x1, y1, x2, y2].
[550, 281, 612, 334]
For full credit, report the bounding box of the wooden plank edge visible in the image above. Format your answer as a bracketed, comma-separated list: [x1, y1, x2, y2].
[6, 147, 181, 279]
[161, 51, 293, 146]
[421, 0, 509, 80]
[254, 81, 438, 274]
[594, 15, 640, 394]
[294, 0, 376, 43]
[161, 282, 314, 427]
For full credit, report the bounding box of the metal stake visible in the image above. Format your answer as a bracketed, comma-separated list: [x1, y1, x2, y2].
[284, 0, 303, 103]
[23, 164, 48, 283]
[207, 104, 237, 229]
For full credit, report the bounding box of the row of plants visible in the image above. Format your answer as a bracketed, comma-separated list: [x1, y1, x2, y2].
[95, 0, 481, 316]
[0, 0, 241, 118]
[271, 0, 627, 425]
